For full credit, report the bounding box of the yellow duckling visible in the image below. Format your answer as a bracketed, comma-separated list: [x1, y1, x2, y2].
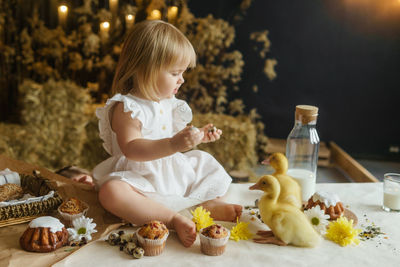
[262, 152, 302, 209]
[249, 175, 320, 247]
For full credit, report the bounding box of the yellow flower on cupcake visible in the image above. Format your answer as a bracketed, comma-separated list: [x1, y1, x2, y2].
[325, 216, 361, 247]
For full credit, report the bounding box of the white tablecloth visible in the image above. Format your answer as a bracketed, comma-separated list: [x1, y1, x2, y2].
[54, 183, 400, 267]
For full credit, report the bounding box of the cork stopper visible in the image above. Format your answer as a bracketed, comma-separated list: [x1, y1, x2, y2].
[295, 105, 318, 124]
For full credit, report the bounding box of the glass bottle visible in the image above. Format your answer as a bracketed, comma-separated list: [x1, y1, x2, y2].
[286, 105, 320, 201]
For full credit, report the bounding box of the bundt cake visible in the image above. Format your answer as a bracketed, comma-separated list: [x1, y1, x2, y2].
[305, 191, 344, 220]
[20, 216, 68, 252]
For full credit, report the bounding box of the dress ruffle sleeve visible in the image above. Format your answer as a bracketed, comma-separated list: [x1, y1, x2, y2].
[172, 98, 193, 133]
[96, 94, 145, 155]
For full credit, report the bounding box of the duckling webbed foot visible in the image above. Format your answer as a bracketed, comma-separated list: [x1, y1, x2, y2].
[254, 231, 287, 246]
[253, 237, 287, 246]
[256, 230, 274, 237]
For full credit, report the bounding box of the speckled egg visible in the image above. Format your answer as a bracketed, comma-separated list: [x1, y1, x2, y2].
[107, 232, 120, 246]
[124, 241, 137, 255]
[133, 247, 145, 259]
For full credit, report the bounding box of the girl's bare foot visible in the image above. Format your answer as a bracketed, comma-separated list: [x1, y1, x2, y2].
[201, 199, 243, 222]
[170, 213, 197, 247]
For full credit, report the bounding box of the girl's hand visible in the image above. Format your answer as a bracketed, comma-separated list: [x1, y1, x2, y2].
[200, 124, 222, 143]
[170, 125, 204, 152]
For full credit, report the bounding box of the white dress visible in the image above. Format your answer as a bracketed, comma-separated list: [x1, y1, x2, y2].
[92, 94, 232, 212]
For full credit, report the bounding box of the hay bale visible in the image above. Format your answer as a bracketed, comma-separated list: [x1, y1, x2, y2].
[80, 104, 109, 169]
[0, 79, 94, 170]
[0, 80, 264, 174]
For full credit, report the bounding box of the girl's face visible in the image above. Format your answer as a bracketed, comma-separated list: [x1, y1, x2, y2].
[156, 61, 188, 100]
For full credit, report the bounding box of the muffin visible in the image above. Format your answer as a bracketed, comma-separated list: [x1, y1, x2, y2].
[136, 220, 169, 256]
[305, 191, 344, 220]
[58, 197, 88, 222]
[199, 224, 230, 256]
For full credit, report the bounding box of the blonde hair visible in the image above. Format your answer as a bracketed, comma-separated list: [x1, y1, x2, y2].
[111, 20, 196, 101]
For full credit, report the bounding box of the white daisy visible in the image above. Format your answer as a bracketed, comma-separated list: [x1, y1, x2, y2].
[67, 216, 97, 242]
[304, 205, 330, 234]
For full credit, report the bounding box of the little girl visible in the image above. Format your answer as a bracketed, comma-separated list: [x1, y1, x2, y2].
[56, 166, 94, 187]
[93, 20, 242, 247]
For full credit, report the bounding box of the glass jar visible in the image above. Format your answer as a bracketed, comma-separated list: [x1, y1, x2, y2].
[286, 105, 320, 201]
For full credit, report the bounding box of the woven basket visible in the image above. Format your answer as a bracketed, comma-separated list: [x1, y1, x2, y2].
[0, 171, 63, 227]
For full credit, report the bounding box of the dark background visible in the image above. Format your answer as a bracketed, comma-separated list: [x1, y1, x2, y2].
[189, 0, 400, 160]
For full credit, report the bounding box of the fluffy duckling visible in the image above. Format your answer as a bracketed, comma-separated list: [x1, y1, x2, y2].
[262, 152, 302, 209]
[249, 175, 320, 247]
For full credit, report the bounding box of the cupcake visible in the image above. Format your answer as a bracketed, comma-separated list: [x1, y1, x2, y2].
[199, 224, 230, 256]
[136, 220, 169, 256]
[58, 197, 89, 223]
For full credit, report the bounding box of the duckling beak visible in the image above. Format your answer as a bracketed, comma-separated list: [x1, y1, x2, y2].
[249, 183, 260, 190]
[261, 158, 270, 165]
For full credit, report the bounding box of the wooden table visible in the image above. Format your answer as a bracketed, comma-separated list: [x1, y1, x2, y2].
[0, 155, 121, 267]
[1, 155, 397, 267]
[52, 182, 400, 267]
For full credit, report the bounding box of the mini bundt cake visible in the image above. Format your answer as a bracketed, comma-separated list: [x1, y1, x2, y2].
[305, 191, 344, 220]
[20, 216, 68, 252]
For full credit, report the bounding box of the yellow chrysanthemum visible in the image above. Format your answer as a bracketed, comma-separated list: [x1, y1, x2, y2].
[230, 218, 253, 242]
[325, 216, 361, 247]
[190, 206, 214, 232]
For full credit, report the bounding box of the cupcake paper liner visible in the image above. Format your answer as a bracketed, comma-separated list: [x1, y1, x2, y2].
[57, 201, 89, 224]
[199, 228, 230, 256]
[136, 228, 169, 256]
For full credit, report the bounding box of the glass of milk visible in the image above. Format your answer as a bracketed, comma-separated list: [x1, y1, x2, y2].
[287, 168, 316, 201]
[383, 173, 400, 212]
[286, 105, 320, 202]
